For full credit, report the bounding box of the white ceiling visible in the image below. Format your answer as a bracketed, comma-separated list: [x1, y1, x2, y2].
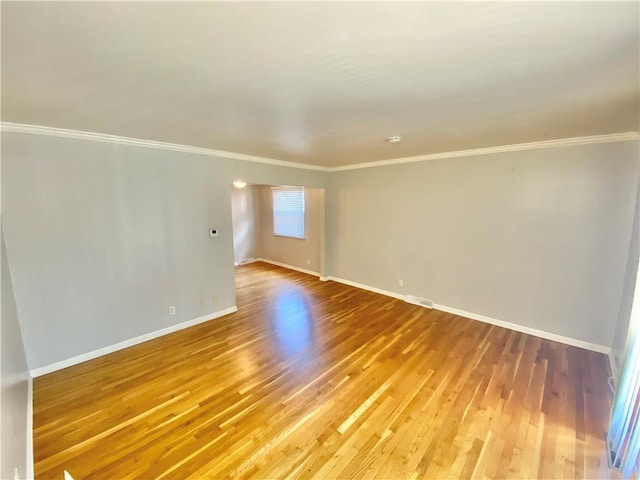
[2, 2, 639, 168]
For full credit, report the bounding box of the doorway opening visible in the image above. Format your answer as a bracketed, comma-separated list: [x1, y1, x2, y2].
[230, 183, 326, 279]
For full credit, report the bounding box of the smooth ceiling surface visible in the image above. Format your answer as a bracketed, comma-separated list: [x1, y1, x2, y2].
[2, 2, 639, 167]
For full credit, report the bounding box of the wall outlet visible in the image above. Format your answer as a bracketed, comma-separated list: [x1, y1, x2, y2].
[169, 306, 176, 315]
[398, 279, 404, 287]
[307, 258, 311, 265]
[14, 467, 20, 480]
[212, 294, 218, 305]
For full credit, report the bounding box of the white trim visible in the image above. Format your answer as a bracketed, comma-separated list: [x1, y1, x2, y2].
[0, 123, 330, 172]
[29, 306, 238, 377]
[26, 375, 34, 480]
[608, 351, 619, 390]
[324, 276, 405, 300]
[433, 303, 610, 354]
[325, 275, 610, 354]
[237, 258, 257, 266]
[331, 132, 640, 172]
[319, 276, 330, 282]
[1, 122, 637, 173]
[257, 258, 321, 278]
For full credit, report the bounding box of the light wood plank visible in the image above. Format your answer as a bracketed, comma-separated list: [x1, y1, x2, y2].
[34, 262, 616, 479]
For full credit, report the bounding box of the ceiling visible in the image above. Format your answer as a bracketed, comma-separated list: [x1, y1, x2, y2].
[2, 2, 639, 168]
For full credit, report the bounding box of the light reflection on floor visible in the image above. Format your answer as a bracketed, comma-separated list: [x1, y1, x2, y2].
[271, 286, 316, 359]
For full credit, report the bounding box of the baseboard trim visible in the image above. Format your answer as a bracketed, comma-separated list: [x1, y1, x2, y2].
[433, 303, 610, 354]
[29, 306, 238, 377]
[257, 258, 321, 278]
[325, 275, 610, 354]
[326, 276, 405, 300]
[26, 375, 34, 480]
[238, 258, 257, 265]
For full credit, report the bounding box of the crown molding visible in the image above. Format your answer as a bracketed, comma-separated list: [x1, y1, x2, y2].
[330, 132, 640, 171]
[2, 122, 637, 173]
[0, 122, 331, 172]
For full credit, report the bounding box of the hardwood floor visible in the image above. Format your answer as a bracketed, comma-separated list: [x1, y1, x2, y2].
[34, 262, 615, 479]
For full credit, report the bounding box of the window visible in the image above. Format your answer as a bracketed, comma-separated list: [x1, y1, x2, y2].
[272, 187, 305, 239]
[607, 266, 640, 476]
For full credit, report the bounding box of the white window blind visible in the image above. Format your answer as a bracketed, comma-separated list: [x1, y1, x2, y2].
[272, 187, 305, 239]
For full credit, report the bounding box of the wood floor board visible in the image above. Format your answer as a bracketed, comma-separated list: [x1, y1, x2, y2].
[34, 261, 617, 479]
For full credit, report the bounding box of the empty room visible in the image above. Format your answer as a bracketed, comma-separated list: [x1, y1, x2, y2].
[2, 2, 640, 479]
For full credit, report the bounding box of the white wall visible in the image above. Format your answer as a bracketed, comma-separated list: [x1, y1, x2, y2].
[4, 129, 639, 375]
[258, 186, 324, 274]
[2, 132, 326, 371]
[231, 185, 260, 264]
[327, 141, 640, 349]
[1, 228, 31, 480]
[612, 185, 640, 379]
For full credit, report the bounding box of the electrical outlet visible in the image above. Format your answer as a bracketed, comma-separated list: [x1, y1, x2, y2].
[169, 306, 176, 315]
[212, 294, 218, 305]
[398, 279, 404, 287]
[307, 259, 311, 265]
[14, 467, 20, 480]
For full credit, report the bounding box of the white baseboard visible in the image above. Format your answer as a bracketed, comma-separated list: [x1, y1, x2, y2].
[325, 275, 610, 354]
[257, 258, 321, 278]
[433, 303, 610, 354]
[326, 276, 404, 300]
[235, 258, 257, 266]
[26, 375, 34, 480]
[29, 306, 238, 377]
[237, 258, 257, 266]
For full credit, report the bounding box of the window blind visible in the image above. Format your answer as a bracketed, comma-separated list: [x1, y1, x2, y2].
[272, 187, 305, 239]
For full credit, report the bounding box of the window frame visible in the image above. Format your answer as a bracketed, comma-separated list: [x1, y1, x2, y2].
[272, 186, 306, 240]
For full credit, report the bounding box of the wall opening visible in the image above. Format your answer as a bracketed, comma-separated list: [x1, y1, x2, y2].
[230, 183, 326, 278]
